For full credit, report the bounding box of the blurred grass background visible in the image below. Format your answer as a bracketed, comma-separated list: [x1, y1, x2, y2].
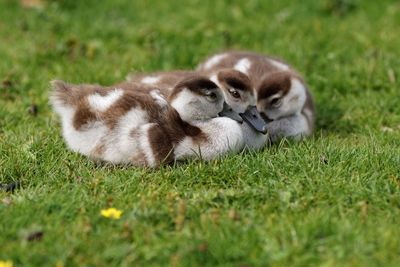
[1, 0, 400, 266]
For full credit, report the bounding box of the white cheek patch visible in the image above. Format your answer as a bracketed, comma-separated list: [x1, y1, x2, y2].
[282, 79, 306, 116]
[170, 88, 195, 121]
[87, 89, 124, 112]
[203, 54, 227, 70]
[141, 76, 161, 85]
[228, 98, 247, 114]
[288, 79, 306, 106]
[269, 59, 289, 71]
[246, 92, 257, 106]
[234, 58, 251, 74]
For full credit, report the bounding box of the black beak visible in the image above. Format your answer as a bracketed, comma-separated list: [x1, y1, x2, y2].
[240, 106, 268, 134]
[218, 102, 243, 123]
[260, 112, 273, 123]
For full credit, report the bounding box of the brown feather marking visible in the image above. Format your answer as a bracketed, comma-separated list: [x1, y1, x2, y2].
[73, 98, 97, 130]
[147, 124, 174, 165]
[217, 69, 253, 92]
[168, 75, 219, 102]
[257, 71, 292, 100]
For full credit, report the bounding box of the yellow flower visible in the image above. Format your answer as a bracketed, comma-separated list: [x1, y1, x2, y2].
[0, 260, 13, 267]
[101, 208, 122, 219]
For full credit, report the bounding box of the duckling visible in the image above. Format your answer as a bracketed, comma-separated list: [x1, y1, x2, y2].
[209, 69, 269, 149]
[255, 71, 314, 142]
[50, 76, 244, 167]
[127, 69, 269, 150]
[197, 51, 315, 142]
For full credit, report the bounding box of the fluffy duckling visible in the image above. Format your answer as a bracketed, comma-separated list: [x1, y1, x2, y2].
[127, 69, 269, 149]
[197, 51, 315, 142]
[209, 69, 269, 149]
[50, 76, 244, 167]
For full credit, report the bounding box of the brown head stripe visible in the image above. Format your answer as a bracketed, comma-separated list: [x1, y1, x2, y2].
[168, 75, 218, 101]
[217, 69, 252, 92]
[257, 71, 292, 100]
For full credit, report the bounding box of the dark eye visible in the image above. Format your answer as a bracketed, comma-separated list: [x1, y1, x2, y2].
[205, 91, 218, 101]
[270, 97, 281, 107]
[229, 89, 241, 99]
[208, 92, 217, 99]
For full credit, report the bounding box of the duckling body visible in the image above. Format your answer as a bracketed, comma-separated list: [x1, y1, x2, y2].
[50, 76, 244, 167]
[198, 51, 315, 142]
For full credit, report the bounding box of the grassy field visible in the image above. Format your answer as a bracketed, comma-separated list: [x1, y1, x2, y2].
[1, 0, 400, 266]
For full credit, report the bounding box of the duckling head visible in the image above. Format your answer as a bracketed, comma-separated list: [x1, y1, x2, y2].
[168, 76, 224, 122]
[211, 69, 268, 134]
[256, 71, 306, 121]
[210, 69, 255, 114]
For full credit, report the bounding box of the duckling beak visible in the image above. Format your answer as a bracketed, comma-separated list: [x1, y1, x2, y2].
[218, 102, 243, 123]
[240, 106, 269, 134]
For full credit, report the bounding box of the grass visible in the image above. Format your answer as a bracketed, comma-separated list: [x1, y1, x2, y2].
[1, 0, 400, 266]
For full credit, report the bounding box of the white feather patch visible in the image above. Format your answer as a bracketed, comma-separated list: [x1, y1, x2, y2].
[87, 89, 124, 112]
[101, 108, 150, 164]
[141, 76, 161, 84]
[269, 59, 289, 71]
[234, 58, 251, 74]
[61, 107, 108, 156]
[170, 88, 196, 121]
[203, 54, 227, 70]
[139, 123, 157, 167]
[174, 117, 244, 161]
[150, 89, 168, 108]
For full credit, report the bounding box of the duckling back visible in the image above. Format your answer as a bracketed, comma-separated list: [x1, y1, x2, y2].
[50, 81, 168, 164]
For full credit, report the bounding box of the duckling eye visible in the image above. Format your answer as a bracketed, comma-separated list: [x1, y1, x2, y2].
[229, 88, 241, 99]
[270, 97, 282, 107]
[205, 91, 218, 102]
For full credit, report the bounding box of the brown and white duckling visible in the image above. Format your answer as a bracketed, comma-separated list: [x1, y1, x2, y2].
[127, 69, 269, 149]
[197, 51, 315, 142]
[208, 69, 269, 149]
[50, 76, 244, 167]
